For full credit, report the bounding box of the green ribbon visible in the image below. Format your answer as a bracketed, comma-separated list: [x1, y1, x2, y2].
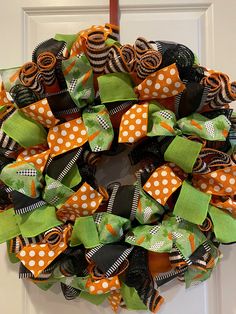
[184, 241, 220, 288]
[54, 33, 77, 51]
[209, 205, 236, 243]
[34, 282, 55, 291]
[61, 164, 81, 188]
[173, 180, 211, 225]
[70, 216, 100, 248]
[0, 162, 43, 198]
[82, 104, 114, 152]
[177, 113, 230, 141]
[0, 209, 20, 244]
[96, 213, 131, 244]
[147, 104, 229, 141]
[98, 72, 138, 103]
[2, 110, 47, 148]
[164, 136, 202, 173]
[125, 224, 173, 253]
[16, 205, 61, 238]
[147, 102, 180, 136]
[62, 54, 94, 108]
[43, 175, 74, 207]
[135, 187, 164, 224]
[163, 216, 207, 259]
[0, 66, 20, 91]
[53, 266, 90, 291]
[120, 283, 147, 310]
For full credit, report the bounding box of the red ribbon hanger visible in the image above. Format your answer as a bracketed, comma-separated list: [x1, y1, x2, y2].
[110, 0, 120, 28]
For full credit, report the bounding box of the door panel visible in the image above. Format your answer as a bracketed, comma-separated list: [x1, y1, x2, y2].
[0, 1, 235, 313]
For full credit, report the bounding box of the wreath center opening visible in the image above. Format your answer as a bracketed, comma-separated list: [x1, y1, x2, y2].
[95, 146, 137, 187]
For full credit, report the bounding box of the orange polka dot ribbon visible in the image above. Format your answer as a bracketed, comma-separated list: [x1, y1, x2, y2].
[86, 276, 120, 295]
[118, 103, 148, 143]
[56, 182, 103, 222]
[108, 289, 122, 313]
[16, 225, 71, 277]
[143, 164, 182, 205]
[135, 63, 185, 100]
[21, 98, 59, 128]
[17, 146, 50, 173]
[192, 165, 236, 196]
[48, 117, 88, 157]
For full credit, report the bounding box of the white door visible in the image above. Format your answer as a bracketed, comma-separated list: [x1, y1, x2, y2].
[0, 1, 236, 313]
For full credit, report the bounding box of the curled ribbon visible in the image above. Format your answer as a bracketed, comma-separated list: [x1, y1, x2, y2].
[201, 71, 236, 109]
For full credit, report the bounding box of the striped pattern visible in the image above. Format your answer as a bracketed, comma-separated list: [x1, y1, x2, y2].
[44, 225, 64, 246]
[14, 200, 47, 215]
[193, 148, 231, 174]
[61, 283, 81, 300]
[106, 184, 120, 213]
[108, 100, 133, 116]
[105, 246, 133, 277]
[19, 261, 57, 280]
[10, 234, 44, 254]
[86, 31, 110, 74]
[57, 147, 83, 181]
[37, 52, 58, 88]
[0, 130, 18, 151]
[154, 266, 188, 287]
[104, 45, 135, 74]
[134, 37, 153, 60]
[201, 72, 236, 108]
[169, 246, 189, 268]
[104, 23, 119, 41]
[19, 62, 44, 96]
[10, 84, 38, 109]
[136, 50, 162, 79]
[130, 183, 140, 221]
[86, 244, 133, 278]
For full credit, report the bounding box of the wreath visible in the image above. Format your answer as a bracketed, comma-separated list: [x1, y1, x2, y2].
[0, 23, 236, 313]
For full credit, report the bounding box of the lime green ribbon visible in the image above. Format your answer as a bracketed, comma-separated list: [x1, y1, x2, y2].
[0, 208, 21, 244]
[98, 72, 138, 103]
[164, 136, 202, 173]
[2, 110, 47, 148]
[15, 205, 61, 238]
[173, 180, 211, 225]
[209, 205, 236, 243]
[54, 33, 77, 52]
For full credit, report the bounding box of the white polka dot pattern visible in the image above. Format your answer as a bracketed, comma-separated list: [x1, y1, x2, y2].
[143, 165, 182, 205]
[56, 182, 103, 222]
[118, 103, 148, 143]
[16, 226, 71, 277]
[86, 276, 120, 295]
[192, 165, 236, 196]
[48, 117, 88, 157]
[21, 98, 59, 128]
[17, 148, 50, 173]
[135, 64, 185, 100]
